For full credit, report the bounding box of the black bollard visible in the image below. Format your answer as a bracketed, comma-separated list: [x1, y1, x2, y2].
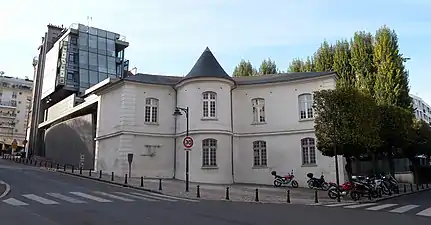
[287, 190, 291, 203]
[255, 188, 259, 202]
[410, 183, 413, 192]
[140, 176, 144, 187]
[158, 179, 162, 190]
[314, 190, 318, 203]
[368, 191, 372, 200]
[72, 165, 74, 173]
[197, 185, 201, 198]
[416, 183, 419, 191]
[427, 183, 429, 189]
[89, 169, 92, 177]
[50, 162, 53, 168]
[44, 162, 47, 167]
[99, 170, 102, 179]
[30, 159, 32, 164]
[35, 161, 38, 166]
[225, 187, 230, 200]
[39, 161, 42, 166]
[56, 163, 59, 169]
[125, 174, 128, 184]
[403, 184, 406, 193]
[63, 165, 66, 171]
[422, 184, 424, 189]
[111, 172, 114, 181]
[80, 167, 82, 175]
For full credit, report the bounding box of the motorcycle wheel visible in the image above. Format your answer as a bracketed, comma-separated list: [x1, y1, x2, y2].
[322, 182, 330, 191]
[274, 179, 282, 187]
[291, 180, 299, 188]
[328, 188, 338, 199]
[307, 180, 314, 189]
[350, 191, 360, 201]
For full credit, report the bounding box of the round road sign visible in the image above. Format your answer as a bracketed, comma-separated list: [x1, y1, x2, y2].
[183, 136, 194, 149]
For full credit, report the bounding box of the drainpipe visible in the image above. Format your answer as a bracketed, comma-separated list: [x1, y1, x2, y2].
[173, 87, 178, 179]
[230, 84, 238, 183]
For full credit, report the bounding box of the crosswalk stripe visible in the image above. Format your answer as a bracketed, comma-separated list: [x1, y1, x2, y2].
[130, 192, 177, 202]
[93, 192, 135, 202]
[46, 193, 86, 204]
[325, 202, 357, 207]
[366, 204, 398, 211]
[416, 207, 431, 217]
[69, 192, 112, 203]
[114, 192, 158, 202]
[147, 192, 198, 202]
[389, 205, 420, 213]
[344, 203, 377, 209]
[3, 198, 28, 206]
[22, 194, 59, 205]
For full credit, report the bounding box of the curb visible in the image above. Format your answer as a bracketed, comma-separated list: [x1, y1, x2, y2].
[0, 180, 11, 199]
[360, 187, 431, 203]
[56, 170, 164, 195]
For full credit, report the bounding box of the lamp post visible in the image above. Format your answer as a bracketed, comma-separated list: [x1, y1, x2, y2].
[173, 106, 190, 192]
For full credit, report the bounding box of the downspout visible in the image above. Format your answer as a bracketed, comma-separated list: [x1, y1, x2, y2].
[230, 84, 238, 183]
[173, 87, 178, 179]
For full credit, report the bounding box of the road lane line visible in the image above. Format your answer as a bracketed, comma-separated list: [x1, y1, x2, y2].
[46, 193, 86, 204]
[324, 202, 358, 207]
[93, 191, 135, 202]
[69, 192, 112, 203]
[114, 192, 158, 202]
[22, 194, 59, 205]
[389, 205, 420, 213]
[146, 192, 198, 202]
[344, 203, 377, 209]
[366, 204, 398, 211]
[3, 198, 28, 206]
[130, 192, 177, 202]
[416, 207, 431, 217]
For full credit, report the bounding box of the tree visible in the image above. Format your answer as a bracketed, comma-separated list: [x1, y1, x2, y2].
[314, 41, 334, 72]
[350, 31, 376, 96]
[332, 40, 353, 88]
[232, 60, 257, 77]
[288, 58, 304, 72]
[313, 87, 380, 180]
[303, 56, 315, 72]
[373, 25, 412, 110]
[259, 58, 278, 75]
[403, 119, 431, 164]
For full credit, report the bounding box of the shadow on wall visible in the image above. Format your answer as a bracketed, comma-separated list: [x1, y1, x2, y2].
[44, 114, 95, 170]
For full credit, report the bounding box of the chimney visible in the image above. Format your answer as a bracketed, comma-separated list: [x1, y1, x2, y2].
[130, 67, 137, 75]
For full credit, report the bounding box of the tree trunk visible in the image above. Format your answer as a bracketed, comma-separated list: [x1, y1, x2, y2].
[387, 149, 395, 176]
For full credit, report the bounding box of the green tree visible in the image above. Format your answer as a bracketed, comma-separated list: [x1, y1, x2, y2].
[232, 60, 257, 77]
[288, 58, 304, 72]
[303, 56, 315, 72]
[373, 25, 412, 110]
[313, 87, 380, 180]
[332, 40, 353, 88]
[314, 41, 334, 72]
[350, 31, 376, 96]
[259, 58, 278, 75]
[403, 119, 431, 165]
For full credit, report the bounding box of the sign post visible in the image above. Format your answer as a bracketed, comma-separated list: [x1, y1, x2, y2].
[127, 153, 133, 178]
[80, 153, 85, 169]
[183, 136, 193, 192]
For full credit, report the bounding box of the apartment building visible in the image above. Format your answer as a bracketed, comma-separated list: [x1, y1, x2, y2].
[411, 94, 431, 124]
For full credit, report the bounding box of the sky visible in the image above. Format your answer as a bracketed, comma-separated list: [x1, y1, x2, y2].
[0, 0, 430, 103]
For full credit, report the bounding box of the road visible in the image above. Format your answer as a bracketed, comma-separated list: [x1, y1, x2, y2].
[1, 159, 430, 225]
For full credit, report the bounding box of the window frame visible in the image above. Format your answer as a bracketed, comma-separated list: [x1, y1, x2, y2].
[202, 91, 217, 119]
[144, 98, 159, 124]
[251, 98, 266, 124]
[298, 93, 314, 120]
[253, 140, 267, 167]
[202, 138, 217, 167]
[301, 137, 317, 165]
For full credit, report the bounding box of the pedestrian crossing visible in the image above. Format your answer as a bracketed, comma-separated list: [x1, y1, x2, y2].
[1, 190, 198, 207]
[318, 202, 431, 218]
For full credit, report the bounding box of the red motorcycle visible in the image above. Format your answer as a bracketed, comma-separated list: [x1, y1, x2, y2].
[327, 181, 354, 199]
[271, 170, 299, 188]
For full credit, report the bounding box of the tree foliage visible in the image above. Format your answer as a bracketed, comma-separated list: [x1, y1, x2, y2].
[314, 41, 334, 72]
[259, 58, 278, 75]
[332, 40, 353, 88]
[288, 58, 304, 72]
[232, 60, 257, 77]
[350, 31, 376, 96]
[403, 119, 431, 160]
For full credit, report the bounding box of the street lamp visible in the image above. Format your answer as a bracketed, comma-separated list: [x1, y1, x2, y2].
[173, 106, 190, 192]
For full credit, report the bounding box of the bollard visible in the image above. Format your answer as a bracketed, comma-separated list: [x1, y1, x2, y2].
[416, 183, 419, 191]
[56, 164, 59, 169]
[50, 162, 53, 168]
[197, 185, 201, 198]
[255, 188, 259, 202]
[225, 187, 230, 200]
[286, 190, 290, 203]
[125, 174, 128, 184]
[63, 165, 66, 171]
[44, 162, 47, 167]
[80, 167, 83, 175]
[19, 158, 21, 163]
[158, 179, 162, 191]
[72, 166, 74, 173]
[99, 170, 102, 179]
[427, 183, 429, 189]
[368, 191, 372, 200]
[314, 190, 318, 203]
[422, 184, 424, 190]
[89, 169, 92, 177]
[39, 161, 42, 166]
[111, 172, 114, 181]
[410, 183, 413, 192]
[35, 161, 38, 166]
[403, 184, 406, 193]
[30, 159, 32, 164]
[140, 176, 144, 187]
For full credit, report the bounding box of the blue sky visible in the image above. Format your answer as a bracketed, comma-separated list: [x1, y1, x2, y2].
[0, 0, 430, 103]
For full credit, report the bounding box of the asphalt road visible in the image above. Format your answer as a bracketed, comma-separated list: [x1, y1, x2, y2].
[1, 159, 430, 225]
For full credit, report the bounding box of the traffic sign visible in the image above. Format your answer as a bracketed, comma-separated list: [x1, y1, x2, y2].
[183, 136, 194, 149]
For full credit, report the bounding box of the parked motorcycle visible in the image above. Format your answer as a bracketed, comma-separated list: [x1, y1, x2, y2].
[327, 181, 354, 199]
[271, 171, 299, 188]
[306, 173, 330, 190]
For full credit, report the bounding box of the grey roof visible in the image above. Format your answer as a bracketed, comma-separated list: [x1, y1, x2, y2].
[124, 73, 181, 85]
[182, 47, 233, 81]
[233, 71, 336, 85]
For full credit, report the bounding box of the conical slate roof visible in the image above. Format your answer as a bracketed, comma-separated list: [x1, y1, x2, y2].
[184, 47, 232, 80]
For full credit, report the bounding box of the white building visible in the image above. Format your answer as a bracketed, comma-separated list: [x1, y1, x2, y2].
[0, 74, 33, 150]
[411, 94, 431, 124]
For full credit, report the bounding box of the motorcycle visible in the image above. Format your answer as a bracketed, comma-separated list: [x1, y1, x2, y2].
[327, 181, 354, 199]
[307, 173, 330, 190]
[271, 171, 299, 188]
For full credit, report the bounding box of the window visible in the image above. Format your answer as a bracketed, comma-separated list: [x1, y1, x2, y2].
[144, 98, 159, 123]
[107, 39, 116, 57]
[11, 100, 17, 107]
[97, 37, 107, 55]
[79, 69, 89, 88]
[78, 32, 88, 50]
[89, 34, 98, 53]
[298, 94, 314, 119]
[98, 54, 107, 73]
[252, 98, 265, 123]
[89, 52, 98, 71]
[107, 56, 116, 74]
[89, 71, 99, 86]
[253, 141, 267, 167]
[79, 50, 89, 69]
[202, 92, 216, 118]
[12, 92, 17, 99]
[301, 138, 316, 165]
[202, 139, 217, 167]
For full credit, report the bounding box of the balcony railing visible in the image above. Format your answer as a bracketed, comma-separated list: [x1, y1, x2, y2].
[0, 101, 17, 107]
[0, 112, 16, 117]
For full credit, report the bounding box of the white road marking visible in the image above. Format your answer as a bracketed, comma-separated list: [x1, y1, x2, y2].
[146, 192, 198, 202]
[22, 194, 59, 205]
[69, 192, 112, 202]
[416, 207, 431, 217]
[324, 202, 357, 207]
[114, 192, 158, 202]
[130, 192, 177, 202]
[93, 192, 135, 202]
[344, 203, 377, 209]
[3, 198, 28, 206]
[46, 193, 86, 204]
[366, 204, 398, 211]
[389, 205, 420, 213]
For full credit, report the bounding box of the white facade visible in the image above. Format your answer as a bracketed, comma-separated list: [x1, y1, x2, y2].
[411, 94, 431, 124]
[0, 75, 33, 148]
